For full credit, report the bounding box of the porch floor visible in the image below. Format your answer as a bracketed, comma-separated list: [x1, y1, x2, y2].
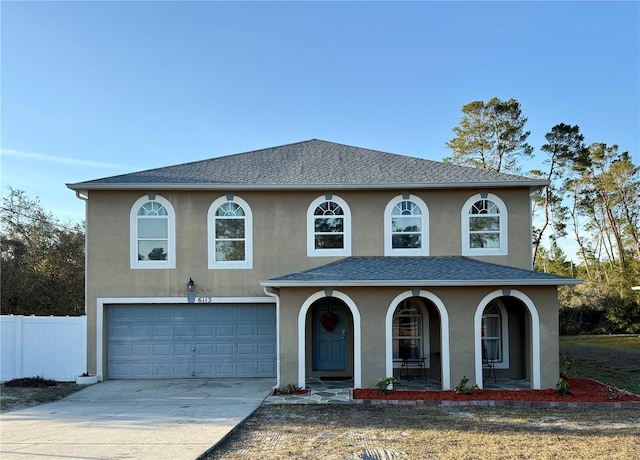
[263, 377, 532, 405]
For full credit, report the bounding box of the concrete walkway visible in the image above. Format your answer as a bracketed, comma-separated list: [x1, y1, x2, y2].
[0, 378, 275, 460]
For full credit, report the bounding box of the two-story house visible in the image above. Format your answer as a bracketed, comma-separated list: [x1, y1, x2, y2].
[67, 139, 579, 390]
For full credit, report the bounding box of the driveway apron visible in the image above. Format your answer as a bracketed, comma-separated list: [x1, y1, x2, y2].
[0, 378, 275, 460]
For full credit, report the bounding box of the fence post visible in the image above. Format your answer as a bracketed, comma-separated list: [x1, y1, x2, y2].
[15, 315, 23, 379]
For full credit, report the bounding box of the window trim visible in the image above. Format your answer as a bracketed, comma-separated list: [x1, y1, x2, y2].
[391, 298, 430, 368]
[384, 194, 429, 256]
[129, 195, 176, 270]
[208, 195, 253, 269]
[481, 300, 509, 368]
[306, 194, 352, 257]
[461, 193, 508, 256]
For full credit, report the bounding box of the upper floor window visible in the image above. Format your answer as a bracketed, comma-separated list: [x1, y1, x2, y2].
[384, 194, 429, 256]
[461, 193, 508, 256]
[307, 194, 351, 257]
[130, 194, 176, 269]
[208, 195, 253, 269]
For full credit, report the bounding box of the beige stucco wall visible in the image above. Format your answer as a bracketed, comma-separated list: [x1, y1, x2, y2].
[277, 285, 560, 390]
[83, 187, 538, 378]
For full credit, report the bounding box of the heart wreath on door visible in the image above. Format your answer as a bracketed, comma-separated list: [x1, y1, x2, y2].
[320, 312, 338, 332]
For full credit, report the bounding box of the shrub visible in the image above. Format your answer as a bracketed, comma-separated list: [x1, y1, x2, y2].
[555, 377, 570, 396]
[376, 377, 397, 394]
[275, 383, 302, 395]
[454, 375, 478, 395]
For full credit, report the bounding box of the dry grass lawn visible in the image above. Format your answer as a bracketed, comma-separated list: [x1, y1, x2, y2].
[208, 404, 640, 459]
[0, 382, 82, 413]
[209, 336, 640, 459]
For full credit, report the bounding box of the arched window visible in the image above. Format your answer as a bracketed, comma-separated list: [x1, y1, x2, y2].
[461, 193, 508, 256]
[130, 195, 176, 269]
[482, 302, 502, 363]
[208, 195, 253, 269]
[480, 299, 510, 370]
[392, 298, 428, 363]
[384, 194, 429, 256]
[307, 195, 351, 257]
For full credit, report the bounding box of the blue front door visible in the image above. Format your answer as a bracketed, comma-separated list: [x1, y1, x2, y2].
[312, 303, 348, 371]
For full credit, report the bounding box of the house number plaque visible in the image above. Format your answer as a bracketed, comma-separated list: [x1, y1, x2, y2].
[196, 296, 214, 303]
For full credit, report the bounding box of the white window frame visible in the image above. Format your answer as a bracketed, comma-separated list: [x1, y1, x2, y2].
[461, 193, 508, 256]
[481, 300, 509, 369]
[130, 194, 176, 270]
[306, 194, 351, 257]
[392, 298, 430, 368]
[208, 195, 253, 269]
[384, 194, 429, 256]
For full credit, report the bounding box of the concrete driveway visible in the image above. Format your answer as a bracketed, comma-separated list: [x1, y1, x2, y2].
[0, 378, 275, 460]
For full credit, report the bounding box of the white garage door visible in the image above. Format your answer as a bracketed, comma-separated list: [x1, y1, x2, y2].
[107, 304, 276, 379]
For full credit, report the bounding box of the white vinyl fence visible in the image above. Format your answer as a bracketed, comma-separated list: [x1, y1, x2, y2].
[1, 315, 87, 382]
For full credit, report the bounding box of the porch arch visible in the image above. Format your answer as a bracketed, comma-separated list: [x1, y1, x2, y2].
[474, 289, 541, 389]
[297, 290, 362, 389]
[385, 290, 451, 390]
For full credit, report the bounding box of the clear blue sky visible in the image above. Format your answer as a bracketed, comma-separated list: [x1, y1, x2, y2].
[2, 1, 639, 228]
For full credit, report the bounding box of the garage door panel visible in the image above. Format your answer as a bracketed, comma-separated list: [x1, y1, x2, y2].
[237, 362, 256, 375]
[237, 343, 255, 355]
[174, 325, 193, 337]
[216, 362, 234, 375]
[174, 343, 192, 357]
[109, 324, 131, 339]
[173, 363, 192, 377]
[258, 323, 275, 336]
[238, 324, 255, 336]
[152, 343, 171, 356]
[195, 324, 214, 337]
[153, 363, 172, 377]
[216, 343, 234, 355]
[195, 308, 214, 319]
[107, 304, 276, 379]
[258, 342, 275, 355]
[195, 362, 213, 375]
[131, 344, 151, 356]
[153, 325, 172, 337]
[195, 343, 213, 355]
[131, 325, 151, 338]
[174, 308, 195, 319]
[258, 362, 275, 374]
[216, 306, 235, 317]
[216, 324, 234, 336]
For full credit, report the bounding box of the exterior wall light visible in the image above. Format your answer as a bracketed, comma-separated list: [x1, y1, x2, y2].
[186, 277, 196, 303]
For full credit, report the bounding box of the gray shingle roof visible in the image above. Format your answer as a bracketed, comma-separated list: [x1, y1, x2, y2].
[67, 139, 547, 191]
[260, 257, 581, 287]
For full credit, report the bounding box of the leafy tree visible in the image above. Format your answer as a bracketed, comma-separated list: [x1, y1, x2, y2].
[577, 144, 639, 273]
[531, 124, 588, 265]
[1, 188, 85, 315]
[534, 241, 575, 277]
[445, 97, 533, 173]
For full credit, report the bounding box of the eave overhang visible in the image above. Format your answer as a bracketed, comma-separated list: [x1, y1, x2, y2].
[260, 278, 583, 288]
[259, 256, 582, 289]
[66, 180, 549, 193]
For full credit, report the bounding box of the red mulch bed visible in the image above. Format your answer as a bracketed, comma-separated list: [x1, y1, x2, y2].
[353, 378, 640, 403]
